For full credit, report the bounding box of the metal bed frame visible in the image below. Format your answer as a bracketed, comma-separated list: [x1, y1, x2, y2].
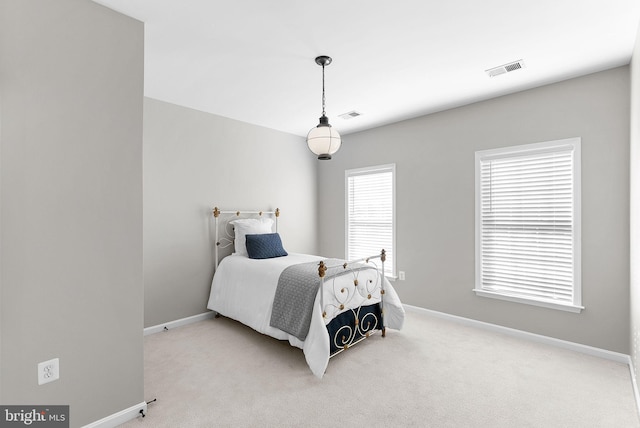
[212, 207, 279, 271]
[317, 251, 387, 356]
[212, 207, 386, 357]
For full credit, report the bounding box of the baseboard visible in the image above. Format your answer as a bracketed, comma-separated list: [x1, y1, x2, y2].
[83, 312, 217, 427]
[82, 401, 147, 428]
[144, 311, 216, 336]
[404, 304, 630, 364]
[629, 357, 640, 415]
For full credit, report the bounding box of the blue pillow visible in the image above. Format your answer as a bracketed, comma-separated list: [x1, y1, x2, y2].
[245, 233, 288, 259]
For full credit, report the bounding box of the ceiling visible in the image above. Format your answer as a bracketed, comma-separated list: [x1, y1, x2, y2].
[93, 0, 640, 137]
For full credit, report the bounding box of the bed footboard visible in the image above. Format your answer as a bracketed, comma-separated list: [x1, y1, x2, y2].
[319, 249, 387, 357]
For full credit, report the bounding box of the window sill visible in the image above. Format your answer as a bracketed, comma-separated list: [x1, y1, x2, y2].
[473, 289, 584, 313]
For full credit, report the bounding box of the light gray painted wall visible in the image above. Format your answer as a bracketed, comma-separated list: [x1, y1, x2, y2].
[319, 67, 630, 353]
[630, 26, 640, 380]
[143, 98, 318, 327]
[0, 1, 144, 426]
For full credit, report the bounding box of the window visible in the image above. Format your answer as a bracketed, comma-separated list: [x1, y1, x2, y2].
[346, 164, 395, 277]
[474, 138, 582, 312]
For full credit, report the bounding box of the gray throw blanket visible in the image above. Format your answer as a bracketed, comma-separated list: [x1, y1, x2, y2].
[270, 259, 374, 341]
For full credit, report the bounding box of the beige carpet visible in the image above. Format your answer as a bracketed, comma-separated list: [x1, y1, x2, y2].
[120, 310, 639, 428]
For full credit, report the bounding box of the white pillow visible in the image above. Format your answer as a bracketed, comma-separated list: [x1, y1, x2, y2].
[230, 218, 274, 257]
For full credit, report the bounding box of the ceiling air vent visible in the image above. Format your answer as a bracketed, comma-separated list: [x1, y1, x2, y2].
[485, 60, 525, 77]
[339, 111, 362, 120]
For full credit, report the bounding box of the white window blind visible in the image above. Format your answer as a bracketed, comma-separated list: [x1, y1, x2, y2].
[474, 139, 582, 312]
[346, 164, 395, 277]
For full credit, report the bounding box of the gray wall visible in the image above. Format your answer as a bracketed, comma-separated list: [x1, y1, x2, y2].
[143, 98, 318, 327]
[630, 24, 640, 381]
[319, 66, 630, 353]
[0, 1, 144, 426]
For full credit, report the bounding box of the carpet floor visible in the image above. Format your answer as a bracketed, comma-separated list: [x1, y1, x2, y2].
[119, 309, 639, 427]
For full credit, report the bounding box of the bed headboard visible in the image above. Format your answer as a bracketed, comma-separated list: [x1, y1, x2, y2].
[212, 207, 280, 271]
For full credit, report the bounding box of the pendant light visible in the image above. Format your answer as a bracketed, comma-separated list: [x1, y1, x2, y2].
[307, 56, 341, 160]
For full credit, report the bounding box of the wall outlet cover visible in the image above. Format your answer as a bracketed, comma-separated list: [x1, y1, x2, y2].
[38, 358, 60, 385]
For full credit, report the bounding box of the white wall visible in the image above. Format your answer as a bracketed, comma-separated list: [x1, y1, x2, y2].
[630, 22, 640, 381]
[319, 66, 630, 353]
[0, 1, 144, 426]
[143, 98, 318, 327]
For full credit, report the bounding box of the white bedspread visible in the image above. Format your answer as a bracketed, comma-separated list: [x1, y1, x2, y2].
[207, 253, 405, 378]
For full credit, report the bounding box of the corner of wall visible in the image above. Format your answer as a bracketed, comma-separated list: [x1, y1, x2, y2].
[629, 17, 640, 404]
[0, 58, 3, 406]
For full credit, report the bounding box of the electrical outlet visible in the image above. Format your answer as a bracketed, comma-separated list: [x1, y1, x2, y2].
[399, 271, 406, 281]
[38, 358, 59, 385]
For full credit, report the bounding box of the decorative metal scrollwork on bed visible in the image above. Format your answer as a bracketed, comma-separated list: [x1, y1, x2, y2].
[212, 206, 280, 271]
[318, 250, 388, 357]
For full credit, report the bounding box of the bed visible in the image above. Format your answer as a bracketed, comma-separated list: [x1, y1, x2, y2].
[206, 208, 405, 378]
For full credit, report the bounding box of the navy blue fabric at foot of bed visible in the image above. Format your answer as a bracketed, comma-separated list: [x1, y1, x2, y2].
[326, 303, 382, 355]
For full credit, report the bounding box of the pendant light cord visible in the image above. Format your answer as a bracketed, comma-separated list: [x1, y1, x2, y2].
[321, 63, 326, 117]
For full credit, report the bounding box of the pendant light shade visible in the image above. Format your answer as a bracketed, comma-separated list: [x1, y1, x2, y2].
[307, 115, 341, 160]
[307, 56, 341, 160]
